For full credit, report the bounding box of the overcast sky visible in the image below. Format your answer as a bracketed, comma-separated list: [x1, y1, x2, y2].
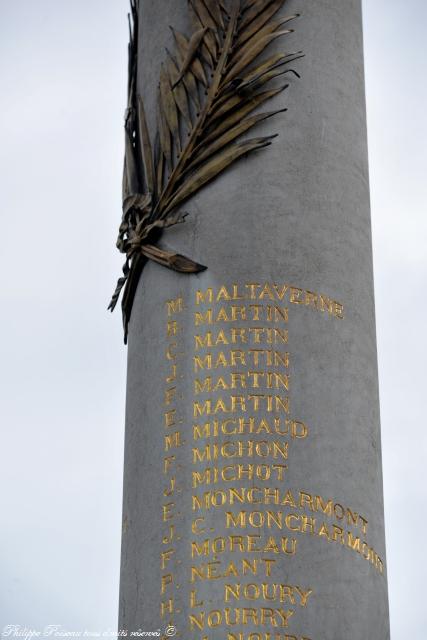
[0, 1, 426, 637]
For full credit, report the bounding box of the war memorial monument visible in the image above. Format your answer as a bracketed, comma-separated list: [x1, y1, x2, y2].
[110, 0, 390, 637]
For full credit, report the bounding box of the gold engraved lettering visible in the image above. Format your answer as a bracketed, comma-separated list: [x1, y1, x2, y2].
[166, 297, 183, 316]
[224, 583, 312, 607]
[194, 372, 290, 394]
[190, 589, 204, 608]
[192, 464, 288, 487]
[191, 536, 297, 558]
[192, 418, 306, 440]
[161, 549, 174, 569]
[164, 387, 176, 405]
[161, 573, 173, 594]
[166, 342, 178, 361]
[195, 283, 344, 319]
[163, 477, 176, 497]
[160, 598, 174, 617]
[195, 305, 288, 325]
[193, 395, 290, 416]
[163, 455, 175, 474]
[164, 409, 176, 427]
[162, 502, 174, 521]
[191, 558, 278, 583]
[192, 517, 205, 534]
[225, 510, 383, 573]
[166, 364, 177, 383]
[192, 441, 288, 465]
[162, 295, 182, 633]
[164, 431, 183, 451]
[194, 350, 289, 371]
[162, 525, 175, 545]
[189, 607, 294, 630]
[194, 328, 288, 349]
[167, 320, 179, 336]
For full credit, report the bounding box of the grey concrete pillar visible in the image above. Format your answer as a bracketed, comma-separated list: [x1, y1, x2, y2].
[119, 1, 390, 638]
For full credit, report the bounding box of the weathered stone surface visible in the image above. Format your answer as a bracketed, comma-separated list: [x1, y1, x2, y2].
[119, 1, 390, 638]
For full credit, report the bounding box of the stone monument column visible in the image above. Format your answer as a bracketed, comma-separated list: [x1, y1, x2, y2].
[116, 1, 390, 638]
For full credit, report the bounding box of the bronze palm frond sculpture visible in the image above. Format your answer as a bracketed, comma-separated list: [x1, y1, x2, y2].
[109, 0, 303, 342]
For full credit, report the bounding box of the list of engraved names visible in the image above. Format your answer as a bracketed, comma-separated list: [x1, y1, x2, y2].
[160, 282, 384, 640]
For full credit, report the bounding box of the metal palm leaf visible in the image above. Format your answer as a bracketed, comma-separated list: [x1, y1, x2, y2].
[109, 0, 303, 342]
